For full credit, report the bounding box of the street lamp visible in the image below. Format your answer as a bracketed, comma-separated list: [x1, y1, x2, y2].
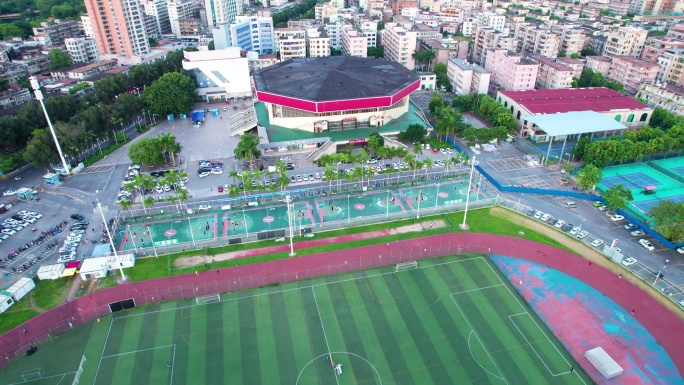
[461, 156, 476, 229]
[653, 264, 667, 286]
[286, 195, 296, 256]
[97, 200, 126, 281]
[29, 76, 70, 175]
[416, 188, 422, 219]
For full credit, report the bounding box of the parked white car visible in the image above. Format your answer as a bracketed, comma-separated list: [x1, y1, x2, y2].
[198, 205, 212, 212]
[554, 220, 565, 229]
[639, 239, 654, 251]
[621, 257, 638, 267]
[610, 215, 624, 222]
[199, 171, 210, 178]
[3, 189, 16, 196]
[591, 239, 604, 247]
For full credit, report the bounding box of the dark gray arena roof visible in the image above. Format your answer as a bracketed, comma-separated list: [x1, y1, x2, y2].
[253, 56, 419, 102]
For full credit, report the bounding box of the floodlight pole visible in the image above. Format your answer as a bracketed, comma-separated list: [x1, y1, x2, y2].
[187, 214, 196, 246]
[347, 195, 350, 224]
[147, 225, 159, 257]
[434, 183, 440, 211]
[286, 195, 296, 256]
[461, 156, 476, 229]
[416, 188, 422, 219]
[126, 224, 138, 252]
[30, 76, 70, 175]
[386, 189, 389, 219]
[242, 208, 248, 238]
[98, 201, 126, 281]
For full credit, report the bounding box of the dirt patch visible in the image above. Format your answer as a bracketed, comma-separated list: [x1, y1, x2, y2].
[174, 255, 205, 267]
[393, 220, 446, 234]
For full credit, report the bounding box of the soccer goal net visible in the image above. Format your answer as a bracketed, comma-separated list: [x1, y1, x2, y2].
[196, 293, 221, 305]
[395, 261, 418, 272]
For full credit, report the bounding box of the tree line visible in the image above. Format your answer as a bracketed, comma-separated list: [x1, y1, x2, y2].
[0, 49, 194, 170]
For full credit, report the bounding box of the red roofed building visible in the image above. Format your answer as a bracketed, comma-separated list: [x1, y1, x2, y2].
[497, 87, 653, 137]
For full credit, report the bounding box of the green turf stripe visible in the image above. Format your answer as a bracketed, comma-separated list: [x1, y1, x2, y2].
[254, 292, 280, 385]
[169, 302, 193, 384]
[186, 302, 208, 384]
[92, 316, 137, 385]
[204, 301, 225, 383]
[223, 297, 243, 384]
[267, 290, 300, 384]
[298, 286, 339, 384]
[410, 267, 493, 384]
[381, 271, 456, 384]
[152, 304, 178, 385]
[317, 278, 381, 385]
[238, 294, 262, 385]
[127, 306, 164, 384]
[79, 317, 111, 385]
[283, 288, 318, 382]
[344, 273, 422, 384]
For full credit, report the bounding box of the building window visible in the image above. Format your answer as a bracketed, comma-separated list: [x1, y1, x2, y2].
[614, 114, 621, 122]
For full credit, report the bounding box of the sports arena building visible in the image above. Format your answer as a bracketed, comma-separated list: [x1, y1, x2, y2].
[253, 56, 421, 133]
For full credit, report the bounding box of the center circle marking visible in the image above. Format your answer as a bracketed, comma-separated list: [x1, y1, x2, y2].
[263, 216, 275, 223]
[164, 229, 177, 237]
[438, 192, 449, 198]
[354, 204, 365, 210]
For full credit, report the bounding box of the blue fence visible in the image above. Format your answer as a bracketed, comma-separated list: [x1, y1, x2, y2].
[442, 136, 680, 249]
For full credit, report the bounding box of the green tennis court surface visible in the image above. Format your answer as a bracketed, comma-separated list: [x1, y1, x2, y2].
[0, 256, 589, 385]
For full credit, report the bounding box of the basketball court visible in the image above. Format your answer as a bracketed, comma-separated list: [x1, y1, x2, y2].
[399, 180, 483, 212]
[314, 190, 408, 223]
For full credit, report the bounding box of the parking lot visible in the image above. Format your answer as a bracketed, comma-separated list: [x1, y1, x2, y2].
[487, 156, 539, 172]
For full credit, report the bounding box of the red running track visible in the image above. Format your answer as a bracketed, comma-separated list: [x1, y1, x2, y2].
[1, 233, 682, 375]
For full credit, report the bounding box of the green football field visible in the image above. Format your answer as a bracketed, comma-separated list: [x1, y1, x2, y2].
[0, 256, 591, 385]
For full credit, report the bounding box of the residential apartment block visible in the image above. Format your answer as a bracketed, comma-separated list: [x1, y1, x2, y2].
[602, 27, 647, 58]
[640, 37, 684, 63]
[608, 55, 658, 94]
[636, 82, 684, 115]
[31, 20, 81, 46]
[275, 29, 306, 61]
[355, 18, 378, 47]
[0, 88, 31, 111]
[65, 37, 100, 64]
[484, 49, 539, 91]
[518, 24, 561, 59]
[381, 22, 417, 70]
[307, 27, 330, 57]
[205, 0, 242, 28]
[532, 56, 574, 89]
[478, 12, 505, 32]
[167, 0, 193, 37]
[81, 15, 93, 38]
[655, 49, 684, 87]
[213, 16, 275, 53]
[390, 0, 417, 15]
[559, 26, 585, 56]
[557, 57, 584, 79]
[143, 0, 171, 35]
[470, 26, 517, 66]
[324, 21, 342, 51]
[629, 0, 679, 16]
[314, 3, 338, 21]
[84, 0, 150, 57]
[447, 58, 491, 95]
[341, 25, 368, 57]
[586, 55, 612, 76]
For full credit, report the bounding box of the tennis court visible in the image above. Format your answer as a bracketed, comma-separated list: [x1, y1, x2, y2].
[314, 190, 408, 223]
[399, 181, 483, 212]
[0, 256, 591, 385]
[598, 160, 684, 220]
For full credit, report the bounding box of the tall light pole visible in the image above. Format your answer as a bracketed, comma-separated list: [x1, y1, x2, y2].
[347, 195, 350, 224]
[30, 76, 70, 175]
[460, 156, 476, 229]
[147, 225, 159, 258]
[97, 200, 126, 281]
[416, 188, 422, 219]
[653, 264, 667, 286]
[434, 183, 440, 211]
[286, 195, 296, 256]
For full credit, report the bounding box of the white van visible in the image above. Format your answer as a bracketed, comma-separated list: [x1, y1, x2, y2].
[563, 201, 578, 209]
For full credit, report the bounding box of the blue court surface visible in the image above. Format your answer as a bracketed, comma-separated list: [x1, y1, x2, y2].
[633, 194, 684, 213]
[672, 166, 684, 175]
[600, 173, 662, 189]
[535, 143, 575, 159]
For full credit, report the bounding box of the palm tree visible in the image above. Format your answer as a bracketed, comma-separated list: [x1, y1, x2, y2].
[241, 171, 252, 195]
[158, 133, 182, 165]
[274, 159, 286, 174]
[252, 169, 263, 190]
[229, 170, 239, 186]
[119, 198, 133, 211]
[412, 142, 423, 161]
[423, 157, 434, 179]
[413, 160, 423, 180]
[163, 170, 181, 190]
[278, 174, 290, 192]
[132, 174, 155, 197]
[324, 165, 335, 191]
[175, 188, 191, 211]
[357, 149, 370, 165]
[166, 194, 178, 212]
[143, 196, 155, 214]
[228, 187, 240, 198]
[353, 166, 363, 185]
[110, 117, 123, 144]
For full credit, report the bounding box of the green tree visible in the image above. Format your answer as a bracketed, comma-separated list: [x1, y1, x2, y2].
[603, 184, 633, 210]
[23, 129, 59, 168]
[128, 137, 165, 166]
[398, 124, 427, 142]
[234, 133, 261, 166]
[570, 53, 579, 59]
[572, 136, 591, 159]
[49, 48, 72, 71]
[648, 200, 684, 242]
[149, 38, 159, 47]
[558, 49, 567, 57]
[367, 46, 384, 58]
[0, 77, 8, 92]
[433, 62, 451, 91]
[142, 72, 197, 115]
[576, 164, 603, 190]
[452, 95, 474, 112]
[367, 132, 384, 153]
[208, 40, 215, 50]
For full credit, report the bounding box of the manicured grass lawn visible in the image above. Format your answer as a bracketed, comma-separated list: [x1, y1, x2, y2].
[6, 298, 32, 311]
[0, 309, 40, 335]
[31, 277, 73, 310]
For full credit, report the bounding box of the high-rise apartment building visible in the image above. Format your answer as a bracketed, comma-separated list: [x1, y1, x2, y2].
[608, 56, 658, 94]
[205, 0, 243, 28]
[636, 82, 684, 115]
[306, 27, 330, 57]
[324, 21, 342, 50]
[519, 25, 561, 59]
[275, 28, 306, 60]
[341, 25, 368, 57]
[602, 27, 647, 58]
[81, 15, 93, 38]
[586, 55, 613, 76]
[84, 0, 150, 57]
[655, 48, 684, 87]
[484, 49, 539, 91]
[143, 0, 171, 35]
[447, 58, 490, 95]
[470, 26, 517, 66]
[532, 56, 574, 89]
[381, 22, 417, 69]
[478, 12, 505, 32]
[65, 37, 100, 64]
[167, 1, 193, 37]
[628, 0, 678, 16]
[216, 15, 275, 54]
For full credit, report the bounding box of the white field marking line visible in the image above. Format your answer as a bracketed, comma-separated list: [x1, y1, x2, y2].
[91, 318, 115, 385]
[449, 294, 507, 384]
[170, 344, 176, 385]
[508, 313, 566, 377]
[113, 256, 487, 320]
[101, 344, 176, 359]
[483, 259, 588, 385]
[4, 372, 75, 385]
[450, 284, 504, 296]
[467, 331, 503, 380]
[310, 286, 340, 385]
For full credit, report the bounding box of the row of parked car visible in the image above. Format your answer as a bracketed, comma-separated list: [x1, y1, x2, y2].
[198, 160, 223, 178]
[58, 214, 90, 262]
[1, 211, 44, 240]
